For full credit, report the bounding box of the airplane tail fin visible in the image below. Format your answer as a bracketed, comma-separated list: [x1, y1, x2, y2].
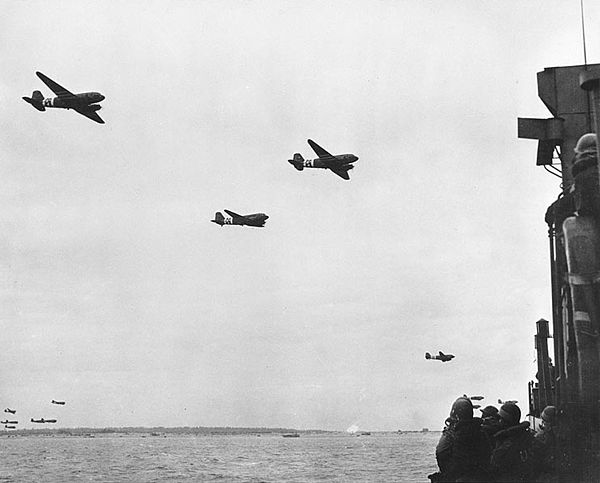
[288, 153, 304, 171]
[211, 211, 224, 226]
[425, 352, 431, 360]
[22, 90, 45, 111]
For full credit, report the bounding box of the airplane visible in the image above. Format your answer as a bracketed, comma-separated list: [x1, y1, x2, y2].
[425, 351, 455, 362]
[4, 425, 16, 429]
[51, 400, 65, 405]
[288, 139, 358, 180]
[211, 210, 268, 227]
[1, 420, 17, 424]
[4, 408, 16, 414]
[31, 418, 57, 423]
[23, 71, 105, 124]
[498, 399, 518, 405]
[470, 396, 485, 401]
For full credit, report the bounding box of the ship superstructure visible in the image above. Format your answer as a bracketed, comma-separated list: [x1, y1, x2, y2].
[519, 63, 600, 482]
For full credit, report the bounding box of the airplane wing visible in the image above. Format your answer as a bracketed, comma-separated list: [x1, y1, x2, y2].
[224, 209, 248, 223]
[329, 166, 351, 180]
[307, 139, 334, 159]
[74, 106, 105, 124]
[36, 72, 75, 98]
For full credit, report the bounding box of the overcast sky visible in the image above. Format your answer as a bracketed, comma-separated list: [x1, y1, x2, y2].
[1, 0, 599, 431]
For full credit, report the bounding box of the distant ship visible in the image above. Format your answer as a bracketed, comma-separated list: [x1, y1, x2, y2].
[282, 433, 300, 438]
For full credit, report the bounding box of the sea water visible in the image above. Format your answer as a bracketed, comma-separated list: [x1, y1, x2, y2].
[0, 432, 439, 482]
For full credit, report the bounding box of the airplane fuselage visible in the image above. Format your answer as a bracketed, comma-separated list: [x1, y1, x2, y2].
[218, 214, 268, 227]
[301, 154, 358, 169]
[425, 352, 454, 362]
[42, 92, 104, 110]
[211, 211, 268, 227]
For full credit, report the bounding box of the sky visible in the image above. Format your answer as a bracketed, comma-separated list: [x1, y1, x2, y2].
[1, 0, 599, 431]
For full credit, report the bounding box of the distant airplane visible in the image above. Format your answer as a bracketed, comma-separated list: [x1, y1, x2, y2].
[211, 210, 268, 227]
[51, 400, 66, 405]
[4, 425, 16, 429]
[23, 71, 105, 124]
[1, 420, 17, 425]
[425, 351, 455, 362]
[31, 418, 57, 423]
[288, 139, 358, 180]
[4, 408, 16, 414]
[469, 396, 485, 401]
[498, 399, 518, 405]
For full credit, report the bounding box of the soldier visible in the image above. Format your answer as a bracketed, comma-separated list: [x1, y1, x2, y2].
[490, 402, 538, 482]
[429, 397, 490, 482]
[572, 133, 599, 215]
[533, 406, 557, 481]
[480, 406, 502, 455]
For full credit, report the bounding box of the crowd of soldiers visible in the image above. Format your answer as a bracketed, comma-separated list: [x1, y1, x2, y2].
[428, 397, 556, 482]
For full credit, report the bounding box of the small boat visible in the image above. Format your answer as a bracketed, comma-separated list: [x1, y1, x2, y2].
[282, 433, 300, 438]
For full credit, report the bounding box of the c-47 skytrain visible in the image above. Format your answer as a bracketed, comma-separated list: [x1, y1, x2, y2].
[425, 351, 455, 362]
[23, 71, 105, 124]
[288, 139, 358, 180]
[211, 210, 268, 227]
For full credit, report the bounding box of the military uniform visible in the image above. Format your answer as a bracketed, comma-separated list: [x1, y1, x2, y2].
[490, 421, 537, 482]
[430, 398, 491, 482]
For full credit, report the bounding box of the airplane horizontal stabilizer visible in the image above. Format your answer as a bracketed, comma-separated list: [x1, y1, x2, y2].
[211, 212, 225, 226]
[22, 90, 45, 111]
[288, 153, 304, 171]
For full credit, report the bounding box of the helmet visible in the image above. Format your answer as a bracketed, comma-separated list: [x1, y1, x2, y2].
[450, 397, 473, 421]
[541, 406, 556, 424]
[498, 403, 521, 426]
[574, 133, 597, 154]
[480, 405, 499, 418]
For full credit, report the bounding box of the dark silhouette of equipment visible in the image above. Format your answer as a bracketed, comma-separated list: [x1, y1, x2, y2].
[51, 400, 65, 405]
